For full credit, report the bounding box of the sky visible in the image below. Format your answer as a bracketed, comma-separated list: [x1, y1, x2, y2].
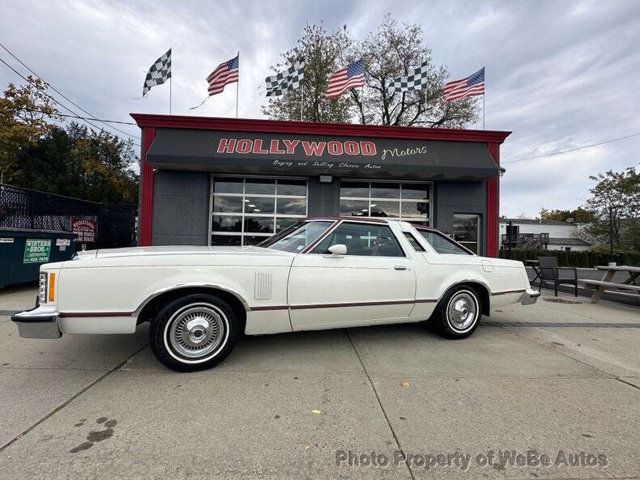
[1, 0, 639, 217]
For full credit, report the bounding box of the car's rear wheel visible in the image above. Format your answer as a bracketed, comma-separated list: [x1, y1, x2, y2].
[433, 286, 482, 338]
[149, 293, 239, 371]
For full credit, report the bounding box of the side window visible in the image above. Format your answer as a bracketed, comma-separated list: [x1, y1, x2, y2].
[403, 232, 426, 252]
[417, 230, 472, 255]
[311, 223, 405, 257]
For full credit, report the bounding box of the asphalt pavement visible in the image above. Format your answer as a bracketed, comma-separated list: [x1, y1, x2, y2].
[0, 286, 638, 479]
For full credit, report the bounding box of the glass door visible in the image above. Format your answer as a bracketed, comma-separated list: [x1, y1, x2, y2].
[452, 214, 480, 254]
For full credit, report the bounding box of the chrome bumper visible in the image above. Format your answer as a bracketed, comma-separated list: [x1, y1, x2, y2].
[11, 305, 61, 339]
[520, 288, 541, 305]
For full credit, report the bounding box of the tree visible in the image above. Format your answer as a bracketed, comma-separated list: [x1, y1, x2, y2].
[262, 24, 352, 123]
[13, 122, 138, 203]
[262, 16, 479, 127]
[0, 77, 59, 183]
[540, 207, 596, 224]
[585, 166, 640, 251]
[350, 16, 477, 127]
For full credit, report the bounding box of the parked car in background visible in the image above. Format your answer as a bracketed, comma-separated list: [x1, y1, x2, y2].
[12, 217, 539, 371]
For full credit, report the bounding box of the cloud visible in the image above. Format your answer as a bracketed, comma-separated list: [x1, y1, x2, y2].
[1, 0, 639, 217]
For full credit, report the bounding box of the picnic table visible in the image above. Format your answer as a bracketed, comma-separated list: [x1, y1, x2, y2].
[581, 265, 640, 303]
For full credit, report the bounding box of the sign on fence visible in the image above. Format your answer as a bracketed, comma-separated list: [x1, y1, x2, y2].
[70, 216, 98, 243]
[23, 239, 51, 264]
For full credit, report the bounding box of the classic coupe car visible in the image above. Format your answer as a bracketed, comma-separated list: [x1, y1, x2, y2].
[12, 218, 539, 371]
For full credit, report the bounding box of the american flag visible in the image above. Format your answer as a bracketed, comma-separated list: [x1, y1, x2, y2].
[326, 60, 365, 99]
[207, 55, 239, 96]
[444, 67, 485, 102]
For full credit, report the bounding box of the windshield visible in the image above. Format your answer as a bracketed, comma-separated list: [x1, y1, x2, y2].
[262, 221, 334, 253]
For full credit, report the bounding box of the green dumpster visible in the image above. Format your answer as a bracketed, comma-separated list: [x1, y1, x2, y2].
[0, 229, 77, 289]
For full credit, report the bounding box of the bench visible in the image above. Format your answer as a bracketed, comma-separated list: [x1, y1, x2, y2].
[580, 279, 640, 303]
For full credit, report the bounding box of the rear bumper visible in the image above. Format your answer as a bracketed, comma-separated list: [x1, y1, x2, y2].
[11, 305, 61, 339]
[520, 288, 541, 306]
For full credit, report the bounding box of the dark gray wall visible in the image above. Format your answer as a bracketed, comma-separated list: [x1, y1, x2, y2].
[307, 177, 340, 216]
[152, 171, 210, 245]
[432, 181, 487, 255]
[150, 172, 489, 252]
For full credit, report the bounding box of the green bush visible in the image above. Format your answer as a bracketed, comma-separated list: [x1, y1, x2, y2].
[498, 249, 640, 268]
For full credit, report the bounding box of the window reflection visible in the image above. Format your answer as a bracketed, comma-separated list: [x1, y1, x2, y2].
[211, 177, 308, 246]
[244, 197, 275, 215]
[402, 184, 429, 200]
[401, 201, 429, 217]
[277, 198, 306, 215]
[452, 214, 480, 254]
[370, 201, 399, 218]
[340, 181, 369, 198]
[340, 199, 369, 216]
[214, 178, 243, 194]
[213, 196, 243, 213]
[371, 183, 400, 199]
[212, 216, 241, 232]
[339, 181, 431, 224]
[277, 180, 306, 196]
[245, 178, 275, 194]
[211, 235, 242, 246]
[244, 217, 274, 234]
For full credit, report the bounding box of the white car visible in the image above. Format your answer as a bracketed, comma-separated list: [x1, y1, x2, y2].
[12, 218, 539, 371]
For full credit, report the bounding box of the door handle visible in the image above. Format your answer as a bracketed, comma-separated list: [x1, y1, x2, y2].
[394, 265, 408, 271]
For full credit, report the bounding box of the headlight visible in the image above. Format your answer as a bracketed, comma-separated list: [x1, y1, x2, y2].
[38, 272, 48, 303]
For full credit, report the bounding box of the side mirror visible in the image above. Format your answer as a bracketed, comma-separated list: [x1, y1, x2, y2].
[328, 244, 347, 256]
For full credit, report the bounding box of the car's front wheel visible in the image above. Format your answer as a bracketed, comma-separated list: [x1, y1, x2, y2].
[433, 286, 482, 338]
[149, 293, 239, 372]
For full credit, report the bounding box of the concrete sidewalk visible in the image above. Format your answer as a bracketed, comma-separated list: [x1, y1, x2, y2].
[0, 287, 638, 479]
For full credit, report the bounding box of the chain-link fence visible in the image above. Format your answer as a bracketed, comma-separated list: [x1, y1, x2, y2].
[0, 183, 137, 249]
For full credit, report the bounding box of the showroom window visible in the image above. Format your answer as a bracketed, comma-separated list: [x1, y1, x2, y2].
[339, 181, 431, 225]
[210, 177, 308, 246]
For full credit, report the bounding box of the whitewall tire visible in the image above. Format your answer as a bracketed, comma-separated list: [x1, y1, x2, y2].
[149, 293, 239, 372]
[433, 286, 482, 339]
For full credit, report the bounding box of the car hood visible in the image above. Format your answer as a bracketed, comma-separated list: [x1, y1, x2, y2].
[75, 245, 295, 260]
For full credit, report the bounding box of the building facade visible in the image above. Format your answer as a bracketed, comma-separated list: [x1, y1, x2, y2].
[132, 114, 510, 256]
[500, 218, 593, 251]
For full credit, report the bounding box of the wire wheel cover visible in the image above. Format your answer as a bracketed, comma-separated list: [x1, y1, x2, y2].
[168, 304, 226, 359]
[447, 291, 478, 331]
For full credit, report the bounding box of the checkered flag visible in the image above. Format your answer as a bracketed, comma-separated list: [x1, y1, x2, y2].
[142, 49, 171, 97]
[388, 61, 429, 95]
[265, 60, 305, 97]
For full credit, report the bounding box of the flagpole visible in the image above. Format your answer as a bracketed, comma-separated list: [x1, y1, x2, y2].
[235, 51, 239, 118]
[300, 83, 304, 121]
[482, 93, 485, 129]
[169, 75, 172, 115]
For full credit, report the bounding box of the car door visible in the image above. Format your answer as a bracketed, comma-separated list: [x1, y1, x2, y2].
[288, 221, 416, 331]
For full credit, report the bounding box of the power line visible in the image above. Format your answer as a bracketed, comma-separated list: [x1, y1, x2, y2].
[0, 57, 106, 131]
[504, 132, 640, 164]
[0, 43, 139, 141]
[27, 110, 136, 126]
[59, 113, 135, 126]
[0, 56, 140, 147]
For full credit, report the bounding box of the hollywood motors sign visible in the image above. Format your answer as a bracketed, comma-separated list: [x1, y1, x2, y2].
[216, 137, 378, 158]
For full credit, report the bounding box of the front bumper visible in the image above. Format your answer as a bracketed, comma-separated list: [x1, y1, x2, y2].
[520, 288, 541, 305]
[11, 305, 61, 339]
